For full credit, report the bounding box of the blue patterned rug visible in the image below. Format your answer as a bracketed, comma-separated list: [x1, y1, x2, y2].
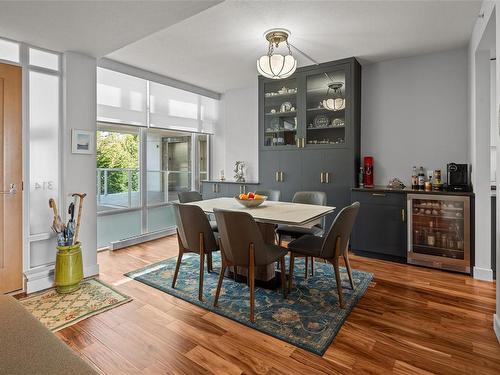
[125, 253, 373, 355]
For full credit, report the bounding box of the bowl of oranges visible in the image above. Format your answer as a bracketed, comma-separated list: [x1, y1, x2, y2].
[235, 192, 267, 208]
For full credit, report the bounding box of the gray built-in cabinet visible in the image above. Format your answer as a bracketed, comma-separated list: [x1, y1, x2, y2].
[258, 58, 361, 217]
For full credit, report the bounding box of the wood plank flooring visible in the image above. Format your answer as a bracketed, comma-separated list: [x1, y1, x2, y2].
[56, 236, 500, 374]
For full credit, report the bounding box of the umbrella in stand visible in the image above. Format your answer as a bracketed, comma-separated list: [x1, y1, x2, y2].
[48, 198, 65, 233]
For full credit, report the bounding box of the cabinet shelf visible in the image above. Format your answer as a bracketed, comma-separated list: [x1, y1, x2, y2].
[265, 111, 297, 117]
[306, 107, 345, 114]
[264, 129, 297, 135]
[412, 213, 463, 220]
[307, 126, 345, 131]
[413, 204, 463, 211]
[264, 92, 297, 99]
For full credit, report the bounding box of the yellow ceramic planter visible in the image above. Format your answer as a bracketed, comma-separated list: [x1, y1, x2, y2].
[55, 242, 83, 294]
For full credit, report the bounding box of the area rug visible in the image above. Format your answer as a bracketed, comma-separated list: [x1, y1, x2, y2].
[19, 278, 131, 332]
[125, 253, 373, 355]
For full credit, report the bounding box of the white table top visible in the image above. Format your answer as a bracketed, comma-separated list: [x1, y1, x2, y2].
[186, 197, 335, 226]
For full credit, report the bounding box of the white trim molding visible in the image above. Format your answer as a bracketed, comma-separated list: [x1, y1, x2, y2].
[24, 263, 100, 294]
[473, 266, 494, 281]
[494, 314, 500, 343]
[110, 228, 176, 251]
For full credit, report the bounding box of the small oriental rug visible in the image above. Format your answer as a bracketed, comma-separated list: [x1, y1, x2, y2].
[19, 278, 131, 332]
[125, 253, 373, 355]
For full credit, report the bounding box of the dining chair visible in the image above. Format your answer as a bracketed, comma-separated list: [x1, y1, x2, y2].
[287, 202, 360, 308]
[276, 191, 327, 278]
[178, 191, 203, 203]
[178, 190, 218, 234]
[213, 208, 288, 322]
[254, 189, 281, 201]
[172, 203, 219, 301]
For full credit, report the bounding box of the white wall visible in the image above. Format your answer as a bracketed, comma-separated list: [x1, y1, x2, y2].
[361, 48, 469, 186]
[62, 52, 99, 277]
[213, 84, 259, 181]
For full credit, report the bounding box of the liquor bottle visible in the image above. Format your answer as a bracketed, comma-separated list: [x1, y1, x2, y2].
[427, 221, 436, 246]
[418, 166, 425, 190]
[411, 166, 418, 190]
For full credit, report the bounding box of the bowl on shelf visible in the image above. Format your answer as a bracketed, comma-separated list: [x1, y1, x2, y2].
[234, 194, 267, 208]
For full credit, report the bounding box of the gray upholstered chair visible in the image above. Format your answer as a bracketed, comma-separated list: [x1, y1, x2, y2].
[178, 191, 203, 203]
[276, 191, 328, 278]
[172, 203, 219, 301]
[213, 208, 288, 322]
[287, 202, 360, 308]
[254, 189, 281, 202]
[177, 190, 218, 233]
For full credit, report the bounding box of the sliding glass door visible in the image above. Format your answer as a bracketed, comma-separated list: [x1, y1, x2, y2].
[97, 123, 209, 248]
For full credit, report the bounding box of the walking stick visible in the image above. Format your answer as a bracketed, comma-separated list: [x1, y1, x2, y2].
[71, 193, 87, 245]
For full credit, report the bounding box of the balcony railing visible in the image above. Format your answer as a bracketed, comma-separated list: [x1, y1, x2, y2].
[97, 168, 192, 213]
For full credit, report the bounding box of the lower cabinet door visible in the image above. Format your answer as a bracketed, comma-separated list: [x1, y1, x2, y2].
[351, 195, 407, 259]
[201, 182, 216, 199]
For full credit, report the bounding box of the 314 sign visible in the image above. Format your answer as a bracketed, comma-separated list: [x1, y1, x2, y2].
[33, 181, 55, 191]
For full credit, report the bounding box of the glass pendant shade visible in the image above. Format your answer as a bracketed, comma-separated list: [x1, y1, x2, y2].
[322, 83, 345, 111]
[257, 53, 297, 80]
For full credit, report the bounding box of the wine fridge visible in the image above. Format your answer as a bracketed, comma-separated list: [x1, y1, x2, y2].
[407, 194, 471, 273]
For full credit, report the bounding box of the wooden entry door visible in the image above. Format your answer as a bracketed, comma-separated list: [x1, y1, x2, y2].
[0, 63, 22, 294]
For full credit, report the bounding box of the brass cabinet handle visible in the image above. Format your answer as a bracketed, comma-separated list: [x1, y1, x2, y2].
[372, 193, 386, 197]
[239, 185, 242, 194]
[302, 138, 306, 148]
[326, 172, 330, 183]
[296, 138, 301, 148]
[320, 172, 325, 183]
[275, 171, 280, 182]
[213, 183, 216, 193]
[243, 185, 247, 194]
[279, 171, 284, 182]
[401, 208, 405, 222]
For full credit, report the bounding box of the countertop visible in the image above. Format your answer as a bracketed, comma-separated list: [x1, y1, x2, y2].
[202, 179, 260, 185]
[351, 186, 474, 197]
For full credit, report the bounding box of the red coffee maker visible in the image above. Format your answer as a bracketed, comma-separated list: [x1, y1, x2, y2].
[363, 156, 374, 188]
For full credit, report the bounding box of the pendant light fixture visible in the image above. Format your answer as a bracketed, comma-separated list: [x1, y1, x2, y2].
[322, 82, 345, 111]
[257, 28, 297, 80]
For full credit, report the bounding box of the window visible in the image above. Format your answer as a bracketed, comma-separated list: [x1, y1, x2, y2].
[0, 38, 20, 63]
[96, 68, 218, 248]
[29, 48, 59, 71]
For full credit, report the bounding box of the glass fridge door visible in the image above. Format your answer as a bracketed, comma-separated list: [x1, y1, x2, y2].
[408, 194, 470, 273]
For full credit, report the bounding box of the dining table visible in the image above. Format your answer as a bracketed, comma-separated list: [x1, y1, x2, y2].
[186, 197, 335, 283]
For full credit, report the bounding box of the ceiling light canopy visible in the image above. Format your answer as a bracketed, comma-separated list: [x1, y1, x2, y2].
[257, 28, 297, 80]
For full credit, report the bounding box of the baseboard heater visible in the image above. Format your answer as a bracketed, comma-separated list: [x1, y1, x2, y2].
[109, 227, 176, 251]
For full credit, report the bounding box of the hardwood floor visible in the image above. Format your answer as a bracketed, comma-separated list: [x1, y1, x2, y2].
[57, 236, 499, 374]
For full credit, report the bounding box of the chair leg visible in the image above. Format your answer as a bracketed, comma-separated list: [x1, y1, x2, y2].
[280, 255, 287, 298]
[171, 251, 183, 289]
[207, 252, 213, 273]
[311, 257, 314, 277]
[214, 262, 226, 307]
[343, 252, 355, 290]
[288, 253, 295, 293]
[277, 233, 281, 246]
[198, 233, 205, 301]
[249, 244, 255, 323]
[304, 256, 309, 279]
[233, 266, 237, 281]
[333, 258, 345, 308]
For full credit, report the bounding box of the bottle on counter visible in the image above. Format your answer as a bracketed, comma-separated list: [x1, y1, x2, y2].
[358, 166, 364, 188]
[418, 166, 425, 190]
[411, 166, 418, 190]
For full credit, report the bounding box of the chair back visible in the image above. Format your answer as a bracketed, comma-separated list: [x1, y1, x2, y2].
[321, 202, 360, 259]
[178, 191, 203, 203]
[255, 189, 281, 201]
[173, 203, 217, 252]
[292, 191, 327, 228]
[214, 209, 268, 266]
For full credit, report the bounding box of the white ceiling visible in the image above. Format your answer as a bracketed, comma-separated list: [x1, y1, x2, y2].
[107, 0, 481, 93]
[0, 1, 221, 57]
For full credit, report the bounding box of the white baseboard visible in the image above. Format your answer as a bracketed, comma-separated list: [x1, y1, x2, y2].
[473, 266, 494, 281]
[24, 263, 100, 294]
[494, 314, 500, 343]
[110, 228, 175, 251]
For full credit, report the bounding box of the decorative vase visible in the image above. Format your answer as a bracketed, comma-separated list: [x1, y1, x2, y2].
[55, 242, 83, 294]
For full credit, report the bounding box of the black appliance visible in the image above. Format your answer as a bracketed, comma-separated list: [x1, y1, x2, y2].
[446, 163, 470, 191]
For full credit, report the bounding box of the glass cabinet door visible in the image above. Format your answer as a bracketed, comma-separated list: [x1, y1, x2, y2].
[305, 68, 346, 146]
[409, 196, 468, 260]
[262, 77, 298, 148]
